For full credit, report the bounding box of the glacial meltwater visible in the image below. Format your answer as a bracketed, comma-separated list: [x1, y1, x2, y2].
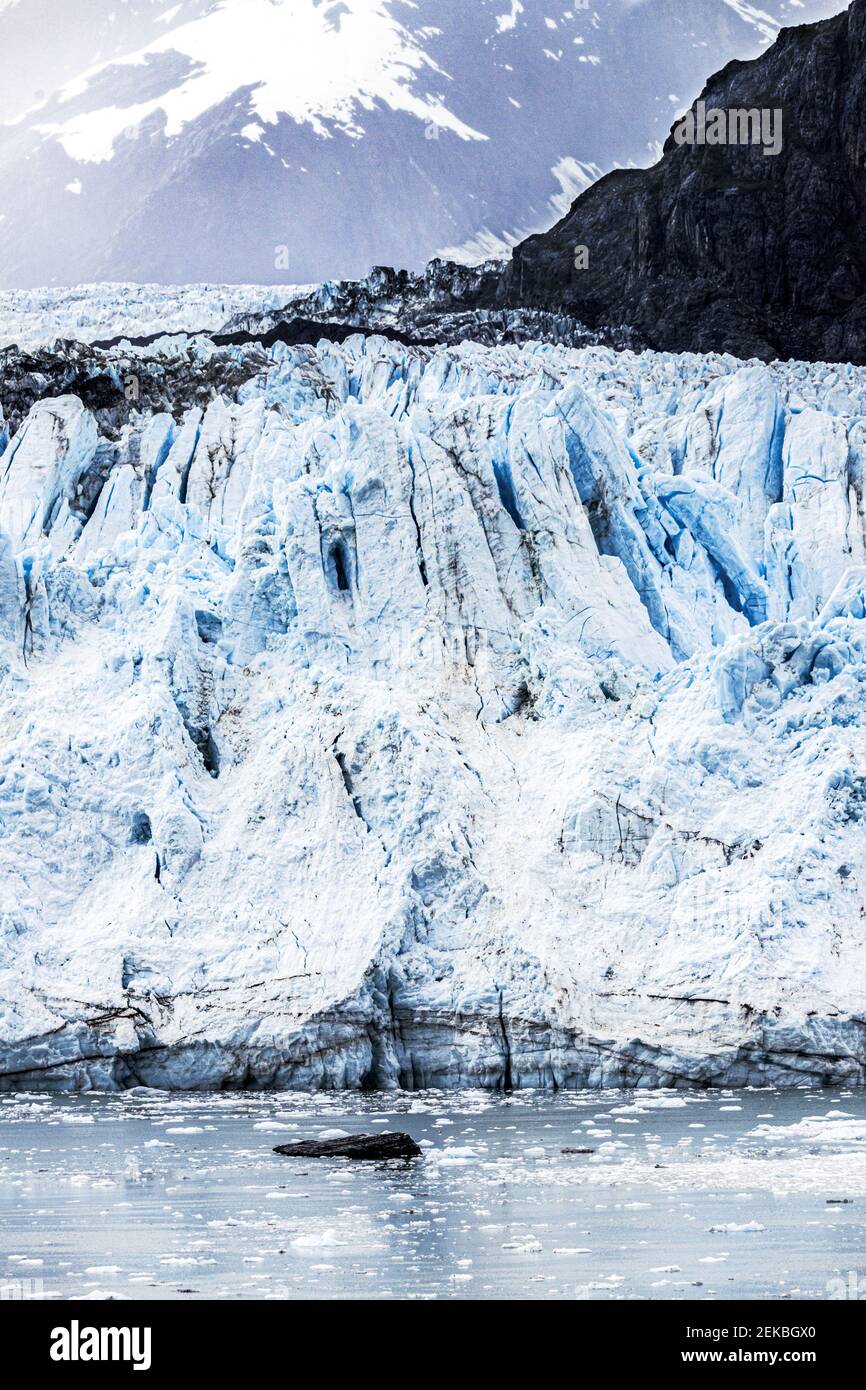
[2, 1087, 865, 1301]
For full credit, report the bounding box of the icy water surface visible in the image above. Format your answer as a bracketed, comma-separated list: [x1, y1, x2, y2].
[2, 1086, 865, 1301]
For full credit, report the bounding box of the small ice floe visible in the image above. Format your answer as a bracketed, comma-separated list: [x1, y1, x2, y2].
[253, 1122, 298, 1133]
[699, 1255, 729, 1263]
[650, 1265, 681, 1273]
[123, 1154, 153, 1182]
[316, 1129, 350, 1141]
[708, 1221, 765, 1233]
[165, 1127, 204, 1135]
[158, 1256, 216, 1266]
[524, 1146, 546, 1159]
[429, 1146, 479, 1166]
[749, 1117, 866, 1145]
[291, 1229, 344, 1250]
[78, 1290, 130, 1300]
[84, 1266, 122, 1276]
[552, 1247, 591, 1255]
[501, 1237, 543, 1253]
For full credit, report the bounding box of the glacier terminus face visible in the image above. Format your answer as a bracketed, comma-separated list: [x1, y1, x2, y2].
[0, 299, 865, 1091]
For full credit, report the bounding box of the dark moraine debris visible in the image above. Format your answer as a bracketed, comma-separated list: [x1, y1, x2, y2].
[274, 1132, 422, 1160]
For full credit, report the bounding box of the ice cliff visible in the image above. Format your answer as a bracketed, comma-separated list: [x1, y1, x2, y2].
[0, 313, 865, 1090]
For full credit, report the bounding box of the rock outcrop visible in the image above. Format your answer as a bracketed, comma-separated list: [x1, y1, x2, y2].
[499, 1, 866, 363]
[274, 1133, 422, 1160]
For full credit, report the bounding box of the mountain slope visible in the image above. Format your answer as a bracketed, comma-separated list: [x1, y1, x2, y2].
[0, 0, 844, 288]
[499, 0, 866, 362]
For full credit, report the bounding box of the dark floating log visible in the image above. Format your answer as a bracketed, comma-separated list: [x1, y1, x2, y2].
[274, 1132, 422, 1160]
[561, 1147, 596, 1155]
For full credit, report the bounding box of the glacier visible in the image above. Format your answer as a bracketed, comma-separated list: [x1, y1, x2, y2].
[0, 284, 310, 352]
[0, 308, 865, 1091]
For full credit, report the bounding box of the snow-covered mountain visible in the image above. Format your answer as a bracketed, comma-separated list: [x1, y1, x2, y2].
[0, 0, 846, 288]
[0, 290, 864, 1090]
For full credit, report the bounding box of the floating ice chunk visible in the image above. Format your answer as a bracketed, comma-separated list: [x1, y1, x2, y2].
[708, 1222, 765, 1233]
[291, 1229, 345, 1249]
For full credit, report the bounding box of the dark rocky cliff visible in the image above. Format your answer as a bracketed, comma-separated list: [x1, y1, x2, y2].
[499, 0, 866, 363]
